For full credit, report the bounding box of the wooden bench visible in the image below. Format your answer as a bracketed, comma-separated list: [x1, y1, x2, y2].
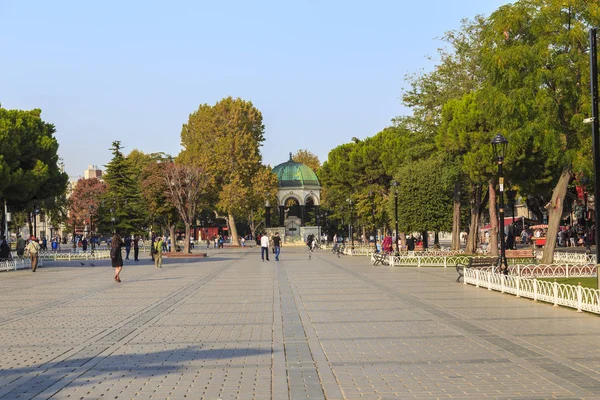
[505, 249, 535, 262]
[372, 252, 390, 266]
[455, 257, 497, 283]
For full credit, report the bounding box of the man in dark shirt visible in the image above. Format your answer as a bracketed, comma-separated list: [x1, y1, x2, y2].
[406, 235, 416, 251]
[272, 232, 282, 261]
[133, 235, 140, 261]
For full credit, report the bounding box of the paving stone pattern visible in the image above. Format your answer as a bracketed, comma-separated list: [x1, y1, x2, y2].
[1, 249, 600, 399]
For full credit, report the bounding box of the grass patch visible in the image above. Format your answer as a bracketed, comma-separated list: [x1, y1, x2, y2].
[537, 277, 598, 290]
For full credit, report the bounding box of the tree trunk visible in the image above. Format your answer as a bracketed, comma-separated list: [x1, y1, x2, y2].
[488, 179, 498, 257]
[182, 222, 190, 253]
[422, 231, 428, 249]
[228, 213, 240, 246]
[400, 232, 406, 248]
[434, 231, 440, 248]
[168, 224, 176, 253]
[541, 168, 572, 264]
[466, 184, 482, 254]
[451, 180, 461, 250]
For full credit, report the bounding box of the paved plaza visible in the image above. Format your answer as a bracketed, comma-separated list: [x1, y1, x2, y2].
[1, 248, 600, 399]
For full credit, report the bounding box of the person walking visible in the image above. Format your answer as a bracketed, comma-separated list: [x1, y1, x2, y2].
[25, 237, 40, 272]
[16, 234, 26, 258]
[110, 233, 124, 282]
[272, 232, 282, 261]
[150, 232, 156, 262]
[81, 237, 88, 252]
[260, 233, 270, 261]
[133, 235, 140, 261]
[124, 235, 132, 260]
[154, 236, 164, 268]
[0, 235, 11, 261]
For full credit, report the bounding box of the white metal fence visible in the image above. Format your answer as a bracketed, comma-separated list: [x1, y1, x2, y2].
[537, 250, 596, 265]
[464, 268, 600, 314]
[478, 264, 597, 278]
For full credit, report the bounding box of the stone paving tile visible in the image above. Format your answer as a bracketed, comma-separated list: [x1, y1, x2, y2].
[1, 249, 600, 399]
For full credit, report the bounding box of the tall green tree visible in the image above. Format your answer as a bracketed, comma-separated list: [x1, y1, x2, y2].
[99, 141, 145, 235]
[391, 154, 459, 239]
[0, 106, 68, 233]
[179, 97, 268, 245]
[478, 0, 599, 263]
[402, 17, 487, 249]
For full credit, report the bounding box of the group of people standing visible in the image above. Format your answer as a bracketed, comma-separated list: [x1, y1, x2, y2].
[1, 234, 41, 272]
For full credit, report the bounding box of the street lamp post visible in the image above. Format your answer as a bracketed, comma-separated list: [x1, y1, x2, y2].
[84, 224, 89, 251]
[391, 181, 399, 256]
[72, 221, 77, 250]
[33, 207, 40, 238]
[369, 190, 376, 248]
[346, 198, 354, 250]
[491, 133, 509, 274]
[89, 205, 95, 254]
[589, 28, 600, 289]
[265, 198, 271, 229]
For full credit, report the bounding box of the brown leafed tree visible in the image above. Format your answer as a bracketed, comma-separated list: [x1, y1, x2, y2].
[141, 160, 180, 245]
[164, 163, 209, 253]
[293, 149, 321, 173]
[67, 178, 106, 233]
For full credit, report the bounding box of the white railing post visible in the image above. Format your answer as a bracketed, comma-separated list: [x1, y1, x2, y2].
[517, 265, 520, 277]
[443, 257, 447, 268]
[487, 271, 492, 290]
[475, 269, 480, 288]
[566, 265, 569, 278]
[533, 279, 538, 301]
[417, 257, 421, 268]
[553, 280, 558, 307]
[516, 275, 520, 298]
[501, 274, 505, 293]
[577, 283, 583, 312]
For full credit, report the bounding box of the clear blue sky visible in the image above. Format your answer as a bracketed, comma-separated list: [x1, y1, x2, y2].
[1, 0, 510, 179]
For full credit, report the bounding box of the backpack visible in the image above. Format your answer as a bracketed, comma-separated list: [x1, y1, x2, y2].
[151, 242, 159, 255]
[110, 246, 119, 260]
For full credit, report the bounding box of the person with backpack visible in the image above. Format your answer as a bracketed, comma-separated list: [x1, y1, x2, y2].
[153, 236, 164, 268]
[25, 236, 40, 272]
[110, 233, 124, 282]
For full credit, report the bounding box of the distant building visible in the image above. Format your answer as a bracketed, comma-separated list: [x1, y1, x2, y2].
[83, 165, 102, 180]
